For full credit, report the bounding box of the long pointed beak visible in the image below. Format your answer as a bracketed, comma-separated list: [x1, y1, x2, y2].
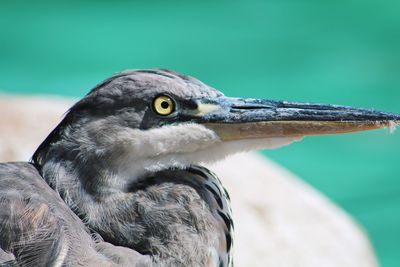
[192, 97, 400, 141]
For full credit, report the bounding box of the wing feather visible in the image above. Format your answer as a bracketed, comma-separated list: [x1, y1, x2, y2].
[0, 162, 151, 267]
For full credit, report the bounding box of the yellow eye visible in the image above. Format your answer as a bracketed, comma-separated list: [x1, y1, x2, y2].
[153, 95, 175, 116]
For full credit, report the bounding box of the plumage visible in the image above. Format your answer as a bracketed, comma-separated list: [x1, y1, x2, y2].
[0, 162, 152, 266]
[1, 69, 399, 266]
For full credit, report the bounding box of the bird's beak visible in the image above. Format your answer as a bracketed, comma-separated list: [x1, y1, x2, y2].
[192, 97, 400, 141]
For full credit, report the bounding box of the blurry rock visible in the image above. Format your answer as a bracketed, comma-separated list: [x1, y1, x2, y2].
[0, 94, 378, 267]
[0, 94, 73, 161]
[208, 155, 378, 267]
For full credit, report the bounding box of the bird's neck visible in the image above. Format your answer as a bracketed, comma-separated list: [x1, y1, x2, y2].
[35, 150, 233, 267]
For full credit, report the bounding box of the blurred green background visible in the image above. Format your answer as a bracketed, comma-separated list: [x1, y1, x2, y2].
[1, 0, 399, 265]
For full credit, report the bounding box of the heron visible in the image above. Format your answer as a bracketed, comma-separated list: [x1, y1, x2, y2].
[0, 69, 399, 267]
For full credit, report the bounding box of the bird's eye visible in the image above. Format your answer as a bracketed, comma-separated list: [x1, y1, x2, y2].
[152, 95, 175, 116]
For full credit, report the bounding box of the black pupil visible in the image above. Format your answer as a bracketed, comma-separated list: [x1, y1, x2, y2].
[161, 101, 170, 109]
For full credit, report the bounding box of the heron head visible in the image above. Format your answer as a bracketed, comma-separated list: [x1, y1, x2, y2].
[33, 69, 400, 185]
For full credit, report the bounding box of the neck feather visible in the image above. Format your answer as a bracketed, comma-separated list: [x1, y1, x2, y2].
[36, 153, 233, 266]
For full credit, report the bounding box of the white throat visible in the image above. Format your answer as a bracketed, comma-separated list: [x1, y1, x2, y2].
[106, 123, 302, 189]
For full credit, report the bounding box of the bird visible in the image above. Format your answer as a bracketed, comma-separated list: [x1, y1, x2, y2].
[0, 69, 399, 267]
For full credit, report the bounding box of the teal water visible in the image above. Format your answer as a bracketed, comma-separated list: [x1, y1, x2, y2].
[1, 1, 399, 265]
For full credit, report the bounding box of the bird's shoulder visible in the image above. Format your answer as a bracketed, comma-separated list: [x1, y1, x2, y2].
[0, 162, 70, 266]
[0, 162, 68, 213]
